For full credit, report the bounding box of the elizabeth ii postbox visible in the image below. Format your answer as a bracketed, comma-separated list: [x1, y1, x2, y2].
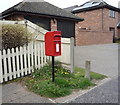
[45, 31, 61, 56]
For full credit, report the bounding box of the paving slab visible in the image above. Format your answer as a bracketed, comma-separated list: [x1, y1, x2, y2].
[2, 82, 52, 103]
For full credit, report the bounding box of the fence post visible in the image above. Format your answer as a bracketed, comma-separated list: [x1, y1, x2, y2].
[7, 49, 12, 80]
[11, 48, 16, 78]
[23, 45, 27, 75]
[70, 37, 74, 73]
[16, 47, 20, 77]
[0, 51, 3, 83]
[34, 42, 37, 67]
[37, 42, 41, 68]
[3, 50, 8, 81]
[41, 42, 44, 67]
[27, 44, 31, 74]
[31, 42, 34, 72]
[85, 60, 91, 80]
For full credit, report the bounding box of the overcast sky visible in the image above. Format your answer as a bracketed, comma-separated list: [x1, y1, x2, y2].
[0, 0, 119, 13]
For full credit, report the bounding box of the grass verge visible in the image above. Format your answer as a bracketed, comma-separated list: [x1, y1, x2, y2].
[20, 61, 106, 98]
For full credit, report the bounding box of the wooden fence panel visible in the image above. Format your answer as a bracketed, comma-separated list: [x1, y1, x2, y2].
[0, 41, 49, 83]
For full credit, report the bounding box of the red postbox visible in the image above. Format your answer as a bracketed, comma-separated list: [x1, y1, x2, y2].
[45, 31, 61, 56]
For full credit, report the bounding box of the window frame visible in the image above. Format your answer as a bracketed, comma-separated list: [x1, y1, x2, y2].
[109, 10, 115, 18]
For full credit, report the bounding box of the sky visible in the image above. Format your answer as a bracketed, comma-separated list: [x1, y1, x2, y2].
[0, 0, 120, 13]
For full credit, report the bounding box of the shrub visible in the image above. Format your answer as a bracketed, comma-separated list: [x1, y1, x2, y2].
[2, 24, 32, 49]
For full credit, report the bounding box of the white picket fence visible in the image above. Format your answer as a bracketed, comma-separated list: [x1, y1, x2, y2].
[0, 41, 50, 83]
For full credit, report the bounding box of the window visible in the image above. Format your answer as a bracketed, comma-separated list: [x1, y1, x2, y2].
[109, 10, 115, 18]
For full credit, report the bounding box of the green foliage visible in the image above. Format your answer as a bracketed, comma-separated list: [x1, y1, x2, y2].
[2, 24, 32, 49]
[23, 61, 106, 98]
[90, 72, 106, 80]
[68, 78, 95, 89]
[115, 38, 120, 44]
[74, 67, 106, 80]
[54, 78, 70, 88]
[31, 80, 71, 98]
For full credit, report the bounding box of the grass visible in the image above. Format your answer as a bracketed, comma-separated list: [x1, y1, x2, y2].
[20, 61, 106, 98]
[115, 39, 120, 44]
[75, 67, 106, 80]
[115, 40, 120, 44]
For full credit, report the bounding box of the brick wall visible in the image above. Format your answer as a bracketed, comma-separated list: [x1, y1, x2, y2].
[118, 29, 120, 38]
[76, 30, 113, 46]
[118, 12, 120, 20]
[117, 12, 120, 39]
[51, 19, 57, 31]
[103, 8, 118, 38]
[77, 9, 103, 31]
[5, 15, 24, 21]
[75, 22, 79, 45]
[75, 8, 119, 46]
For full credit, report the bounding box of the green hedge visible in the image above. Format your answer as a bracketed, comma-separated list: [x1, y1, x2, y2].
[2, 24, 32, 49]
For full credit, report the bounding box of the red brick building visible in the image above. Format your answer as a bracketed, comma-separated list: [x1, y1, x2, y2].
[65, 0, 120, 46]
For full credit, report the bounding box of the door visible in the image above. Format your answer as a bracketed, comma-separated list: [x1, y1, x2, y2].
[109, 27, 115, 43]
[57, 19, 75, 38]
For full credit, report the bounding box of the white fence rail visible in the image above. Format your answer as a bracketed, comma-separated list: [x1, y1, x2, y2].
[0, 41, 50, 83]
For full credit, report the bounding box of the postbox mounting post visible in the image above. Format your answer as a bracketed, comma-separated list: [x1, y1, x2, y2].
[52, 56, 55, 82]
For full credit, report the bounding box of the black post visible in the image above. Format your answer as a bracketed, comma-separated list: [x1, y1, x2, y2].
[52, 56, 55, 82]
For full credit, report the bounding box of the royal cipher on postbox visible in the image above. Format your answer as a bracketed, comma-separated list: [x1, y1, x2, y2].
[45, 31, 61, 56]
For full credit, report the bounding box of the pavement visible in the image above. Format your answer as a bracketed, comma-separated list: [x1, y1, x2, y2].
[1, 43, 119, 104]
[2, 82, 53, 103]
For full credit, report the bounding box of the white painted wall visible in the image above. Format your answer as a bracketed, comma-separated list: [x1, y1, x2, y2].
[56, 38, 70, 65]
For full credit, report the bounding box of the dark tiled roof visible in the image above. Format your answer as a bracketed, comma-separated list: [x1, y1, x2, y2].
[71, 0, 120, 13]
[64, 5, 78, 12]
[1, 1, 84, 21]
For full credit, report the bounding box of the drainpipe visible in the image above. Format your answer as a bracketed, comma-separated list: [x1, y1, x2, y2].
[102, 8, 104, 31]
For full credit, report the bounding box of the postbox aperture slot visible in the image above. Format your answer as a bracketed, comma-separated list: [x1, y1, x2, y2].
[54, 35, 61, 37]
